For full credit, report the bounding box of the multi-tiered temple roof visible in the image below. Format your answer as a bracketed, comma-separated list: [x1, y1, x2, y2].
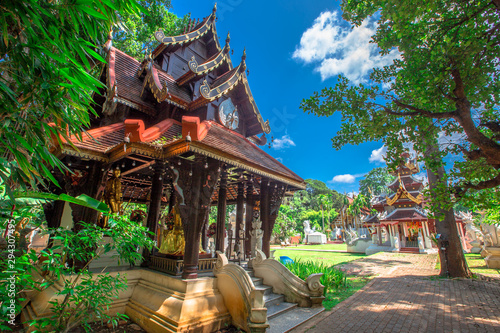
[53, 4, 305, 204]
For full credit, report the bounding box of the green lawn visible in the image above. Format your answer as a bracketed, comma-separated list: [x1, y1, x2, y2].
[273, 248, 365, 267]
[294, 243, 347, 251]
[465, 253, 500, 276]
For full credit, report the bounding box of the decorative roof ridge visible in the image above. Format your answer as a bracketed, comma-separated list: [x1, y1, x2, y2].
[177, 33, 231, 86]
[137, 58, 189, 109]
[205, 121, 304, 183]
[153, 4, 217, 50]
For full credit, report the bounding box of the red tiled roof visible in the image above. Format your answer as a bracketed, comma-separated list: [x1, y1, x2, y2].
[70, 123, 124, 153]
[198, 122, 303, 183]
[113, 49, 155, 112]
[382, 208, 427, 221]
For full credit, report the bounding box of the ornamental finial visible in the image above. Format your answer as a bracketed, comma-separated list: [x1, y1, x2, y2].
[226, 31, 231, 45]
[213, 2, 217, 14]
[242, 48, 246, 61]
[104, 28, 113, 53]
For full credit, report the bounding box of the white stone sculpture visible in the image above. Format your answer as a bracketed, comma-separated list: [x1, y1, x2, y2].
[250, 213, 263, 258]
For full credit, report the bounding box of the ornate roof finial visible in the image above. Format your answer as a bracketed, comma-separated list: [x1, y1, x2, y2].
[213, 3, 217, 14]
[226, 31, 231, 45]
[241, 48, 247, 71]
[104, 28, 113, 53]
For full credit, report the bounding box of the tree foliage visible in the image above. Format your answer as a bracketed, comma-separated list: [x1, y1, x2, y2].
[113, 0, 188, 59]
[0, 0, 144, 198]
[302, 0, 500, 204]
[358, 167, 395, 197]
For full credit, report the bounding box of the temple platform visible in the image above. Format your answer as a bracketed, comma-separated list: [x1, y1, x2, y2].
[22, 268, 231, 333]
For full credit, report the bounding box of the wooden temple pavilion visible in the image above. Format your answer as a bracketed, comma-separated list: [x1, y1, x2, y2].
[46, 4, 305, 279]
[362, 153, 465, 253]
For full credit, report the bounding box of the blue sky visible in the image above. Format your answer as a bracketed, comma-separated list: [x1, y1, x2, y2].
[170, 0, 396, 194]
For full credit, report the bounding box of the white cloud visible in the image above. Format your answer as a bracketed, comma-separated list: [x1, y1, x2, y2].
[331, 174, 356, 183]
[369, 145, 387, 163]
[276, 157, 284, 163]
[272, 135, 296, 150]
[293, 11, 400, 83]
[438, 131, 465, 148]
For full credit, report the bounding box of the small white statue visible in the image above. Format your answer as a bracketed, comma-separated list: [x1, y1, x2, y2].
[250, 213, 263, 258]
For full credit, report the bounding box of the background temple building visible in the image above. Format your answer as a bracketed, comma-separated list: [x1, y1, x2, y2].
[362, 153, 466, 253]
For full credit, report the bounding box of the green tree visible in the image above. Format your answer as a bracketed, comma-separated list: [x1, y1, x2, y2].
[359, 167, 395, 197]
[113, 0, 188, 59]
[299, 0, 500, 277]
[0, 0, 144, 197]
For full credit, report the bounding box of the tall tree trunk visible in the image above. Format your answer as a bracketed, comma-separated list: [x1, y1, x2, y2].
[422, 128, 471, 278]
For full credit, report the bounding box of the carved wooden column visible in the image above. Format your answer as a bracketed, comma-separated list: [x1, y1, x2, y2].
[175, 158, 221, 279]
[143, 160, 165, 265]
[235, 181, 245, 258]
[201, 208, 209, 251]
[260, 179, 270, 257]
[67, 161, 109, 231]
[216, 167, 228, 252]
[245, 181, 254, 257]
[262, 181, 286, 257]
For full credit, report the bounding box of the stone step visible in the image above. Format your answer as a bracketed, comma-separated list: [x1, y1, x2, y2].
[255, 285, 273, 296]
[252, 276, 263, 286]
[266, 302, 297, 320]
[263, 293, 285, 308]
[267, 307, 324, 333]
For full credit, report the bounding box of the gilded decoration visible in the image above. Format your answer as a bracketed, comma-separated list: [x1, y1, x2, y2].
[159, 205, 185, 255]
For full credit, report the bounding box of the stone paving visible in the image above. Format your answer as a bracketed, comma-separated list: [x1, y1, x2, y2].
[289, 252, 500, 333]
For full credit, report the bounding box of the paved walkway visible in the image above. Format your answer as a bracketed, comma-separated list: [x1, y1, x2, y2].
[290, 252, 500, 333]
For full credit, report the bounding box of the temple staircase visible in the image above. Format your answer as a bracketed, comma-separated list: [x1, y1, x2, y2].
[246, 267, 324, 333]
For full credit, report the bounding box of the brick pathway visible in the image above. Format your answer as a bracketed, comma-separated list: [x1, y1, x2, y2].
[290, 252, 500, 333]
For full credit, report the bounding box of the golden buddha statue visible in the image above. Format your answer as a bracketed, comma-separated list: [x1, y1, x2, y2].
[159, 205, 185, 255]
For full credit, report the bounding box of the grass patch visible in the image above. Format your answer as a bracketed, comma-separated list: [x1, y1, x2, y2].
[293, 243, 348, 251]
[274, 249, 366, 267]
[465, 253, 500, 275]
[434, 253, 500, 276]
[323, 276, 371, 310]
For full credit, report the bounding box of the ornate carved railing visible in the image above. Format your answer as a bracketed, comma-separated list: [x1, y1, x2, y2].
[213, 251, 268, 333]
[150, 255, 217, 276]
[251, 250, 324, 307]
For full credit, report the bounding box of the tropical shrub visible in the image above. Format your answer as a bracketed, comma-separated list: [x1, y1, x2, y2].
[283, 259, 348, 295]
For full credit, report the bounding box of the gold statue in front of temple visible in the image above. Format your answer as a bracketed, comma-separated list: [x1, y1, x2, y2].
[159, 205, 185, 255]
[103, 167, 122, 227]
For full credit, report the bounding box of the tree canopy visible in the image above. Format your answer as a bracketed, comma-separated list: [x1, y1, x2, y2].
[358, 167, 395, 197]
[113, 0, 188, 59]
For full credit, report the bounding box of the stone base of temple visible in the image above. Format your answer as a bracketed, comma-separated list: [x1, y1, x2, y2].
[22, 269, 231, 333]
[484, 247, 500, 269]
[346, 239, 371, 253]
[365, 244, 392, 255]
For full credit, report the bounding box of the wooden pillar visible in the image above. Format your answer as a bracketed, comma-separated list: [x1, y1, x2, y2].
[260, 179, 270, 257]
[142, 160, 165, 265]
[245, 181, 254, 257]
[216, 168, 228, 252]
[235, 181, 245, 257]
[176, 159, 221, 279]
[201, 208, 209, 251]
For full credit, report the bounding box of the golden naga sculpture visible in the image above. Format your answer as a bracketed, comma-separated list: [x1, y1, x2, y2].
[159, 205, 185, 255]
